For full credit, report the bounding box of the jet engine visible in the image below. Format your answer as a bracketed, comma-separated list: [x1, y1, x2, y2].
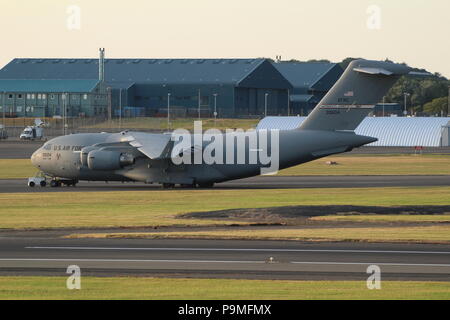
[80, 146, 98, 167]
[87, 150, 135, 171]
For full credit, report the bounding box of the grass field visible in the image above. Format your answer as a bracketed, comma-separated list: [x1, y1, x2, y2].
[0, 159, 37, 179]
[82, 118, 260, 131]
[71, 225, 450, 244]
[0, 277, 448, 300]
[310, 214, 450, 223]
[1, 187, 449, 230]
[278, 154, 450, 176]
[1, 154, 450, 179]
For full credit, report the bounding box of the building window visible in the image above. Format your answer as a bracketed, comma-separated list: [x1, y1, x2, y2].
[38, 94, 42, 99]
[50, 94, 55, 100]
[8, 94, 13, 99]
[32, 94, 35, 99]
[83, 94, 88, 100]
[18, 94, 23, 99]
[27, 94, 31, 99]
[42, 94, 46, 99]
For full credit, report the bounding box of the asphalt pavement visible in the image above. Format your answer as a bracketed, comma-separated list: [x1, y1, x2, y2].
[0, 237, 448, 280]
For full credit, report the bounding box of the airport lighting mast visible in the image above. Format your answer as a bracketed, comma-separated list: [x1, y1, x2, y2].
[403, 92, 410, 116]
[264, 93, 269, 117]
[167, 92, 171, 130]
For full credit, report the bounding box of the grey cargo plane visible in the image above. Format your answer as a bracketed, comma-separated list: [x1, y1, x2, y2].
[30, 59, 415, 188]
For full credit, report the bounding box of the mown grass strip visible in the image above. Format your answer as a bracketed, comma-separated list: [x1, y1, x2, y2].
[66, 225, 450, 244]
[1, 187, 450, 229]
[0, 277, 449, 300]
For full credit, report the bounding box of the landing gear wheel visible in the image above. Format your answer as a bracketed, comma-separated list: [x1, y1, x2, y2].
[40, 181, 47, 187]
[162, 183, 175, 189]
[50, 180, 61, 188]
[28, 181, 35, 187]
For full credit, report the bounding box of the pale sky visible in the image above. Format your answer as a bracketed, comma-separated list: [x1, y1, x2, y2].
[0, 0, 449, 77]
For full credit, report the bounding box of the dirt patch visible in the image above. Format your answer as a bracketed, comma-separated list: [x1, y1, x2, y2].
[180, 205, 450, 222]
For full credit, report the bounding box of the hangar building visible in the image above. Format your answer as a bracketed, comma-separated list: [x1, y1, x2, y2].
[0, 79, 107, 118]
[258, 116, 450, 147]
[273, 62, 343, 115]
[0, 58, 293, 118]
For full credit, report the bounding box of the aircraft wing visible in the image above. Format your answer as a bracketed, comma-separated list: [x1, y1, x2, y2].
[122, 132, 173, 160]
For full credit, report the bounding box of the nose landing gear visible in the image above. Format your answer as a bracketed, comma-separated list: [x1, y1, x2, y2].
[50, 179, 78, 187]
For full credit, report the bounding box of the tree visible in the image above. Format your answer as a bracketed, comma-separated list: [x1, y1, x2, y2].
[423, 97, 449, 116]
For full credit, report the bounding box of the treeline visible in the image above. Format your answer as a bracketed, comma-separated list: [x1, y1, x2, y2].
[283, 57, 450, 116]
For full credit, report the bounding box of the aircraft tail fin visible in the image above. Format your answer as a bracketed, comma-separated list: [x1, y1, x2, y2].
[298, 60, 413, 131]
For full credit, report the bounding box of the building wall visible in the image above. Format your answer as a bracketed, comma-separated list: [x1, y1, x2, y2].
[0, 85, 108, 118]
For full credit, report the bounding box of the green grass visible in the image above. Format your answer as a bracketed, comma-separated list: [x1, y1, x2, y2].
[0, 159, 36, 179]
[278, 154, 450, 176]
[2, 154, 450, 179]
[310, 214, 450, 223]
[82, 117, 260, 131]
[1, 187, 450, 230]
[0, 277, 449, 300]
[74, 225, 450, 244]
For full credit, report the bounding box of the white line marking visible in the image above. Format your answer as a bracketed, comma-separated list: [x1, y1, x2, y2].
[1, 258, 450, 268]
[0, 258, 262, 264]
[25, 246, 450, 255]
[291, 262, 450, 267]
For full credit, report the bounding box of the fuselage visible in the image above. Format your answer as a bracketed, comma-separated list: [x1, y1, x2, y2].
[31, 130, 375, 186]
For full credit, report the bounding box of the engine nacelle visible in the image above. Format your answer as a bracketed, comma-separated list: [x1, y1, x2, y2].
[87, 150, 134, 171]
[80, 146, 98, 167]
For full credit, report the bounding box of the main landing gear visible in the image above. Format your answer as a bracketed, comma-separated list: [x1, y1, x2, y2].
[50, 179, 78, 188]
[161, 182, 215, 189]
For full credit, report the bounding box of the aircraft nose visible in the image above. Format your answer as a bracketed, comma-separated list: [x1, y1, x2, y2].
[31, 149, 41, 168]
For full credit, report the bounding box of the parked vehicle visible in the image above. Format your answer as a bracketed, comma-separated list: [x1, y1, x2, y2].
[20, 126, 44, 140]
[0, 125, 7, 140]
[19, 119, 45, 140]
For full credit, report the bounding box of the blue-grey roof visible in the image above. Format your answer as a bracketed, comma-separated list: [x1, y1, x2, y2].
[0, 79, 100, 93]
[257, 117, 450, 147]
[273, 62, 341, 91]
[0, 58, 268, 85]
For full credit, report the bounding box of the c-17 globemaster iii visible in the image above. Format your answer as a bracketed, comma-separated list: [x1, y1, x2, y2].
[30, 59, 416, 188]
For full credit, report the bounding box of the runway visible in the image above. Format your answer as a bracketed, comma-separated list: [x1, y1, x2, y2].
[1, 175, 449, 193]
[0, 237, 449, 280]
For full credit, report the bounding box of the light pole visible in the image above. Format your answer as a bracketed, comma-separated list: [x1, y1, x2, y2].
[119, 88, 122, 130]
[447, 86, 450, 117]
[382, 96, 385, 117]
[213, 93, 218, 123]
[264, 93, 269, 117]
[167, 92, 171, 130]
[287, 89, 290, 116]
[403, 92, 410, 116]
[2, 92, 5, 127]
[198, 89, 201, 120]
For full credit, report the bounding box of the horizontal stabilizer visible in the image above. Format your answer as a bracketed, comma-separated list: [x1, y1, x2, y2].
[353, 67, 393, 75]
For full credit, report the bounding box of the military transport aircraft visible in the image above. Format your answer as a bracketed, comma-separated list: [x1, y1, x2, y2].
[30, 59, 415, 188]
